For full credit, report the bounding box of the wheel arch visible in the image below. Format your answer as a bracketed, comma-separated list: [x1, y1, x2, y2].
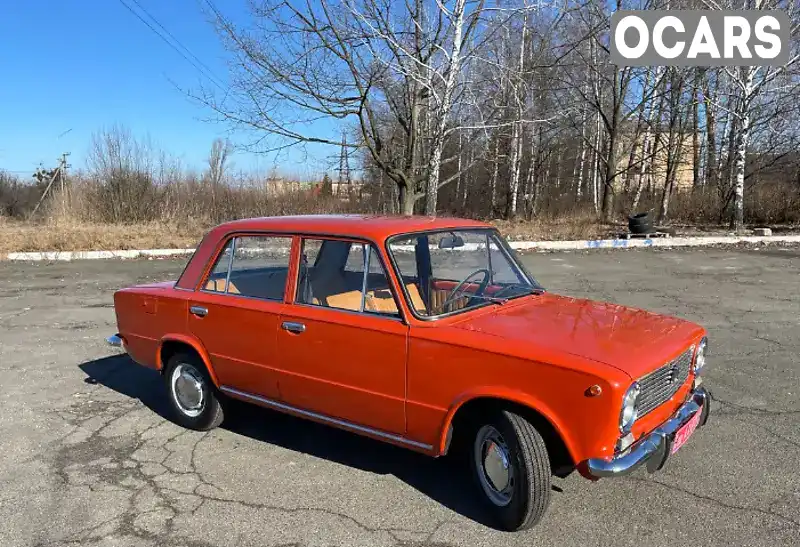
[440, 392, 577, 477]
[157, 334, 219, 387]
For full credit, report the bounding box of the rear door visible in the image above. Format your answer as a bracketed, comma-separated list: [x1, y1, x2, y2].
[187, 234, 293, 400]
[276, 238, 408, 435]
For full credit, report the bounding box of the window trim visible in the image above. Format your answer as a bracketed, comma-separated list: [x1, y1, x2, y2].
[385, 227, 543, 322]
[199, 233, 294, 303]
[294, 236, 404, 320]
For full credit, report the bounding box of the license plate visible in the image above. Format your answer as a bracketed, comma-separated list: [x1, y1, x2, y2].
[671, 410, 702, 455]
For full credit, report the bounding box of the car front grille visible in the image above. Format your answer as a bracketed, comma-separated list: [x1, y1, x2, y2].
[637, 347, 694, 417]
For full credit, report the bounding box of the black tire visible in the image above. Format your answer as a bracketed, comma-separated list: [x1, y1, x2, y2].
[470, 410, 552, 531]
[163, 352, 224, 431]
[628, 212, 653, 234]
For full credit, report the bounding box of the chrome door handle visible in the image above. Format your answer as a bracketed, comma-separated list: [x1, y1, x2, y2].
[281, 321, 306, 334]
[190, 306, 208, 317]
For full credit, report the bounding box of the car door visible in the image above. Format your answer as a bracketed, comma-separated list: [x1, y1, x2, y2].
[276, 237, 408, 436]
[187, 234, 293, 400]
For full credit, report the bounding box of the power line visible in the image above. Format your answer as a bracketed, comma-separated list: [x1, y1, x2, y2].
[128, 0, 225, 89]
[117, 0, 227, 92]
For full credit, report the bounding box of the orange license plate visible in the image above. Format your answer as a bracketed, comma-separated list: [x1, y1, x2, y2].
[671, 410, 702, 454]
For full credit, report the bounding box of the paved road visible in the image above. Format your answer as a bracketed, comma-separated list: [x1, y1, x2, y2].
[0, 248, 798, 547]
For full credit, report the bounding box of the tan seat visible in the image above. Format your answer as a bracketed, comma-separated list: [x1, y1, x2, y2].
[405, 283, 426, 312]
[204, 278, 239, 294]
[364, 289, 398, 314]
[325, 290, 364, 311]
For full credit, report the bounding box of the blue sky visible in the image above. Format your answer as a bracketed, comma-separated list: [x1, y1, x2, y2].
[0, 0, 337, 179]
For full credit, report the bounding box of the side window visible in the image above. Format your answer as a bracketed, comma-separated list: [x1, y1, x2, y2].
[204, 239, 233, 293]
[296, 238, 398, 316]
[204, 235, 291, 300]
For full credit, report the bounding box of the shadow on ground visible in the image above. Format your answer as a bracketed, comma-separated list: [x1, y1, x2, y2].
[79, 355, 499, 528]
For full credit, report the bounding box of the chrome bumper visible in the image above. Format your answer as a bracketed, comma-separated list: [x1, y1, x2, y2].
[106, 334, 123, 347]
[586, 385, 710, 478]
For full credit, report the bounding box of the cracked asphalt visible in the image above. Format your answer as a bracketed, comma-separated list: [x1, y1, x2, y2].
[0, 247, 798, 547]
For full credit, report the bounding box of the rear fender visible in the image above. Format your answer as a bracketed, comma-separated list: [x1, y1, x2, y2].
[157, 334, 219, 387]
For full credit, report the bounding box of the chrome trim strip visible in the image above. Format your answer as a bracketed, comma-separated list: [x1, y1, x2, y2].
[586, 385, 710, 478]
[198, 288, 284, 304]
[289, 301, 404, 322]
[360, 244, 370, 313]
[219, 386, 432, 451]
[224, 237, 236, 293]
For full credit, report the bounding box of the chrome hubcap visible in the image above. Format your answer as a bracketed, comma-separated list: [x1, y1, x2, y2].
[171, 364, 205, 417]
[474, 425, 514, 506]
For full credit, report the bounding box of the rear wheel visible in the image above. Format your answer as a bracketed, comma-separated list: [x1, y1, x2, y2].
[164, 353, 224, 431]
[470, 411, 552, 531]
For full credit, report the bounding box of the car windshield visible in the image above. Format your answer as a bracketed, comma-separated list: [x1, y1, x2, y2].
[387, 229, 543, 318]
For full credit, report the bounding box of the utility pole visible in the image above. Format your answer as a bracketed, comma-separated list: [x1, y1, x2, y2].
[29, 152, 70, 219]
[59, 152, 71, 193]
[337, 131, 351, 198]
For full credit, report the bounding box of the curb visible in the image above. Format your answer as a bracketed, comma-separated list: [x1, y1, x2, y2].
[5, 248, 196, 261]
[508, 234, 800, 251]
[3, 235, 800, 261]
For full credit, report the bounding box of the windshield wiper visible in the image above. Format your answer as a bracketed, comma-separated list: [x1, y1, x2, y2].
[511, 287, 545, 297]
[468, 294, 512, 305]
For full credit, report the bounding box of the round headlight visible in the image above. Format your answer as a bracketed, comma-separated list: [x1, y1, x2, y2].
[694, 337, 708, 375]
[620, 382, 640, 434]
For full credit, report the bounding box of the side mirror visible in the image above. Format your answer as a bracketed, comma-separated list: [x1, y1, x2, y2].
[438, 234, 465, 249]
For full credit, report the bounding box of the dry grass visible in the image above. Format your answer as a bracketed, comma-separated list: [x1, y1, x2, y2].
[0, 220, 207, 254]
[492, 215, 618, 242]
[2, 214, 797, 255]
[0, 215, 618, 254]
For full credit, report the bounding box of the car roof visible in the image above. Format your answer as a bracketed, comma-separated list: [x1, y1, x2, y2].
[213, 214, 493, 241]
[175, 214, 494, 291]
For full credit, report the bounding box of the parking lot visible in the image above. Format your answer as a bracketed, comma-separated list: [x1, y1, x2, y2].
[0, 247, 798, 547]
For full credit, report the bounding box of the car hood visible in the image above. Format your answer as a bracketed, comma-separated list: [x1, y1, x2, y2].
[452, 293, 704, 380]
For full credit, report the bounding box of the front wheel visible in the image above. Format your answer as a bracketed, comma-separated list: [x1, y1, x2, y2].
[470, 411, 552, 531]
[164, 353, 224, 431]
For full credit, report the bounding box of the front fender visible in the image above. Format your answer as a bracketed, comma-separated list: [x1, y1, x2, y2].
[157, 333, 220, 387]
[436, 387, 579, 462]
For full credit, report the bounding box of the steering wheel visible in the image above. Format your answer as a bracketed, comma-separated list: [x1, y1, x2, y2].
[440, 269, 491, 311]
[491, 283, 524, 299]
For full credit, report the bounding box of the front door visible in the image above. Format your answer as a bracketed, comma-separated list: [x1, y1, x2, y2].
[276, 238, 408, 435]
[188, 234, 293, 400]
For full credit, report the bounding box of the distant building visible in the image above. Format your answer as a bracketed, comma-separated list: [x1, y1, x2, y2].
[616, 127, 695, 191]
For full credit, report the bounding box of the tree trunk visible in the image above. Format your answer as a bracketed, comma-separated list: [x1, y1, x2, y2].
[632, 136, 649, 211]
[574, 85, 589, 200]
[624, 68, 653, 193]
[554, 146, 563, 190]
[490, 138, 499, 214]
[398, 183, 415, 215]
[731, 68, 755, 230]
[704, 76, 718, 192]
[506, 121, 522, 219]
[590, 113, 601, 213]
[455, 131, 463, 212]
[424, 0, 468, 215]
[462, 146, 472, 210]
[692, 74, 701, 189]
[602, 131, 616, 221]
[525, 125, 541, 219]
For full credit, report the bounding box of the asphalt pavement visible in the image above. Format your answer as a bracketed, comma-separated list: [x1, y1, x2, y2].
[0, 247, 797, 547]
